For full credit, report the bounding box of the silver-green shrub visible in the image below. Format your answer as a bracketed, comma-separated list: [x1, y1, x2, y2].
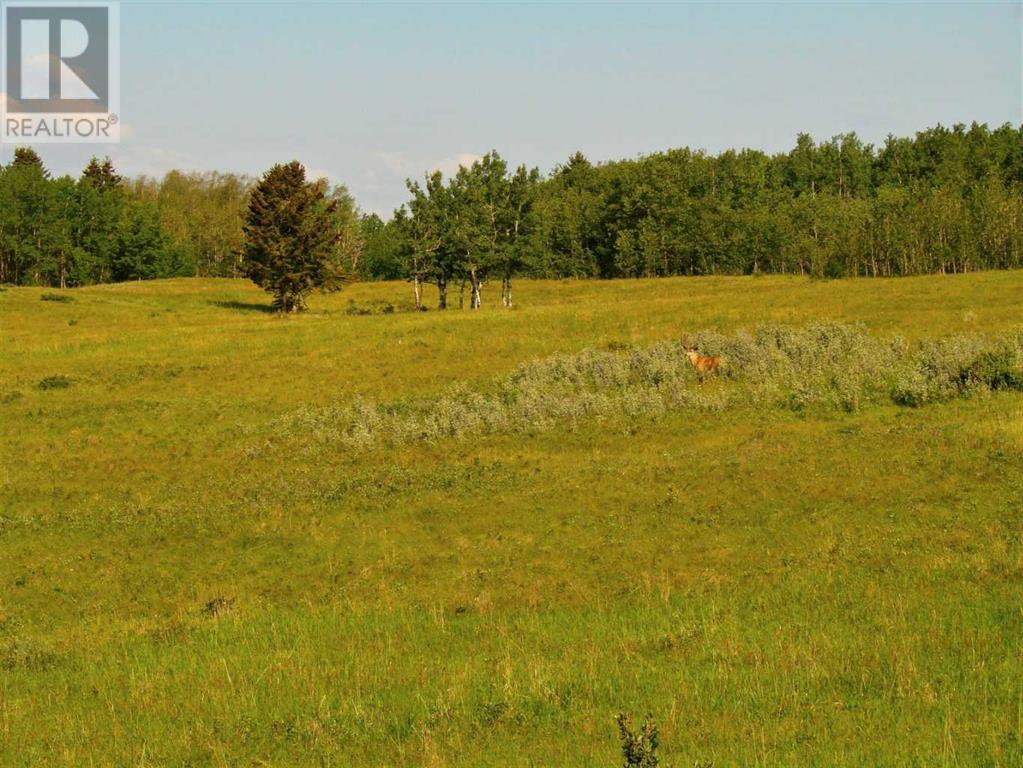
[267, 324, 1023, 451]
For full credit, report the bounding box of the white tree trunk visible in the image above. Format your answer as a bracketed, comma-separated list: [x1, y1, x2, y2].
[469, 268, 482, 309]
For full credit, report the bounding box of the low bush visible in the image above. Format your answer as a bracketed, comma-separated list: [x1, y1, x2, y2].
[616, 712, 659, 768]
[959, 348, 1023, 392]
[40, 292, 74, 303]
[267, 323, 1023, 452]
[344, 299, 400, 316]
[36, 375, 72, 390]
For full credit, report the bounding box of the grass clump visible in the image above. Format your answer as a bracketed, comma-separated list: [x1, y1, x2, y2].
[344, 298, 400, 315]
[36, 375, 72, 391]
[40, 292, 74, 303]
[0, 639, 61, 672]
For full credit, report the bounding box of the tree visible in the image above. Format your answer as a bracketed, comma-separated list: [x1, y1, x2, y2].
[358, 213, 404, 280]
[6, 124, 1023, 289]
[241, 161, 344, 312]
[142, 170, 250, 278]
[398, 152, 540, 309]
[0, 153, 62, 285]
[497, 164, 541, 307]
[449, 152, 507, 309]
[326, 183, 364, 274]
[73, 157, 125, 284]
[11, 147, 48, 176]
[113, 200, 172, 281]
[81, 156, 122, 192]
[403, 171, 454, 309]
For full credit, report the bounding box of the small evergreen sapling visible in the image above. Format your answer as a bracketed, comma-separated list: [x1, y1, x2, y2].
[616, 712, 660, 768]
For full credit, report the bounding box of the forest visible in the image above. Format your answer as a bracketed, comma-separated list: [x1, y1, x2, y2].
[2, 121, 1022, 294]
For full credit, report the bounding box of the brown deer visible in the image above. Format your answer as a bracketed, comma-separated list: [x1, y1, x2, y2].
[681, 335, 721, 379]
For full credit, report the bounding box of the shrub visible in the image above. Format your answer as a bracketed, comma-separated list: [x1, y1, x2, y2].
[959, 349, 1023, 392]
[36, 375, 72, 390]
[0, 639, 61, 672]
[891, 367, 942, 408]
[344, 299, 399, 316]
[40, 292, 74, 303]
[201, 596, 235, 617]
[616, 712, 659, 768]
[265, 324, 1023, 452]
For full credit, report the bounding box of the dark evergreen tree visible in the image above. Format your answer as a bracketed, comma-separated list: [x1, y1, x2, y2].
[81, 156, 123, 193]
[11, 147, 48, 177]
[241, 161, 344, 312]
[73, 157, 125, 284]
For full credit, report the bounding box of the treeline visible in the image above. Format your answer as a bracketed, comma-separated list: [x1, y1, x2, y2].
[0, 148, 179, 287]
[4, 122, 1023, 294]
[363, 122, 1023, 306]
[0, 148, 253, 286]
[0, 148, 364, 287]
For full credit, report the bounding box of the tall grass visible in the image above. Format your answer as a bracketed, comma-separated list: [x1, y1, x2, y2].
[3, 277, 1023, 766]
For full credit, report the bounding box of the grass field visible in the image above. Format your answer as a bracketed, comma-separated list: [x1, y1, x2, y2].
[2, 274, 1022, 767]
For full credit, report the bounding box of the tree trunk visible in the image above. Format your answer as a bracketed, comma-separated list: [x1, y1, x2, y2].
[274, 291, 302, 313]
[413, 276, 422, 310]
[469, 268, 481, 309]
[501, 275, 513, 308]
[437, 279, 448, 310]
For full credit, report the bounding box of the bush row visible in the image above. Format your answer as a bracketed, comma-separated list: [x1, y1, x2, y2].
[269, 324, 1023, 451]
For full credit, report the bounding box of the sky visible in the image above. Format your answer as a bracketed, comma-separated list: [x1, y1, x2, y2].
[2, 1, 1020, 216]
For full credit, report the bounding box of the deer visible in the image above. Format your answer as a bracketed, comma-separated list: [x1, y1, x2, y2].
[681, 334, 721, 380]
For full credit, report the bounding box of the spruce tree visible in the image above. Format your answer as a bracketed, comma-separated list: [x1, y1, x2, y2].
[81, 156, 123, 192]
[241, 161, 343, 312]
[75, 157, 125, 283]
[11, 147, 48, 177]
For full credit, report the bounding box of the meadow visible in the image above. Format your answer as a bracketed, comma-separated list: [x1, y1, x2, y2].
[1, 273, 1022, 766]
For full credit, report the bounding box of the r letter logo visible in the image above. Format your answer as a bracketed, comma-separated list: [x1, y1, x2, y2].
[2, 1, 120, 143]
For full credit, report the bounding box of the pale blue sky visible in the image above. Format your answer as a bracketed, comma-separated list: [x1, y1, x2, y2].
[4, 1, 1021, 215]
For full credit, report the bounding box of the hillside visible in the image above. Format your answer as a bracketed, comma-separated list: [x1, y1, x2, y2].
[2, 274, 1022, 766]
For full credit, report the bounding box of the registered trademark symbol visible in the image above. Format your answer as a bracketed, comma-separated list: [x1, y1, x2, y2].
[108, 114, 119, 125]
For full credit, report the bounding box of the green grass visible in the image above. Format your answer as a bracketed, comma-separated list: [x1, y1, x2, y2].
[1, 274, 1022, 766]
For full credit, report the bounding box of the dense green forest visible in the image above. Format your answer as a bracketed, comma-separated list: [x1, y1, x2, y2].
[3, 122, 1022, 293]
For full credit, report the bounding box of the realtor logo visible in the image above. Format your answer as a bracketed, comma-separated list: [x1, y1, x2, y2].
[1, 1, 120, 142]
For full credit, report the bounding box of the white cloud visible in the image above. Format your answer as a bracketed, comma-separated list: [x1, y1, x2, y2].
[105, 144, 194, 180]
[372, 150, 483, 183]
[429, 152, 482, 177]
[374, 150, 406, 175]
[305, 167, 334, 184]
